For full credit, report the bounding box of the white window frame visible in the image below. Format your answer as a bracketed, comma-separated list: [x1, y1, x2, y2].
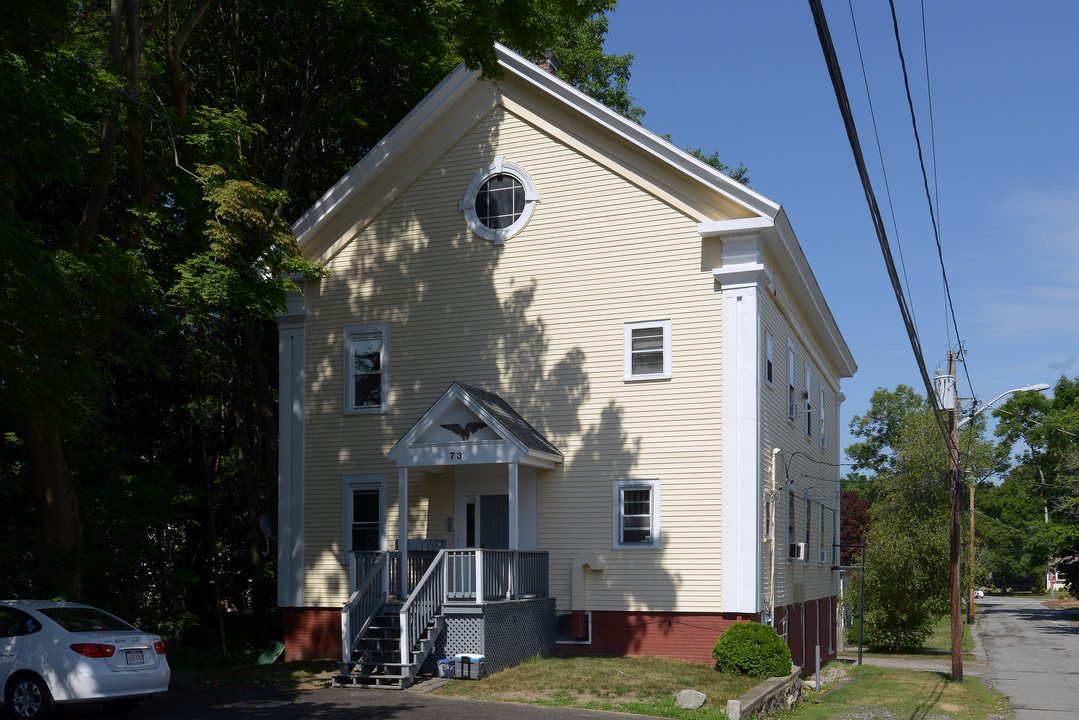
[612, 479, 660, 548]
[787, 487, 796, 562]
[820, 387, 828, 450]
[764, 492, 773, 542]
[788, 344, 797, 421]
[459, 157, 540, 244]
[342, 474, 387, 566]
[805, 366, 813, 437]
[344, 323, 389, 414]
[832, 508, 838, 564]
[765, 331, 774, 385]
[804, 496, 812, 564]
[555, 611, 592, 645]
[818, 502, 826, 563]
[624, 320, 672, 381]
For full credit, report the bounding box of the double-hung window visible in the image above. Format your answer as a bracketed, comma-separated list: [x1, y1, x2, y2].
[764, 492, 773, 542]
[805, 367, 813, 437]
[804, 497, 812, 563]
[787, 488, 796, 561]
[832, 508, 838, 564]
[765, 332, 774, 385]
[613, 479, 660, 548]
[787, 345, 797, 420]
[344, 323, 389, 413]
[818, 502, 826, 563]
[820, 387, 828, 449]
[624, 320, 671, 381]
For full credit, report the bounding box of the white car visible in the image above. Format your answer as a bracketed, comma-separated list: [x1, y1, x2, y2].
[974, 589, 985, 598]
[0, 600, 170, 719]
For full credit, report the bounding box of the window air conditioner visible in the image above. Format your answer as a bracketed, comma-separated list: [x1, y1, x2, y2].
[788, 542, 806, 560]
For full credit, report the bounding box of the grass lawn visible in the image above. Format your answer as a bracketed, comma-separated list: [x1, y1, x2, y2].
[774, 664, 1011, 720]
[435, 655, 759, 720]
[924, 613, 976, 653]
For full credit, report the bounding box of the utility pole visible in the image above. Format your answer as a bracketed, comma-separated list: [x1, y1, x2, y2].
[946, 350, 963, 682]
[968, 471, 976, 624]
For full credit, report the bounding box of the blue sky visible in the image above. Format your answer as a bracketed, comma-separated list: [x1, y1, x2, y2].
[605, 1, 1079, 461]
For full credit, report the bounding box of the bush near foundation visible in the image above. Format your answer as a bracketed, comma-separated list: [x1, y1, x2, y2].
[711, 622, 792, 679]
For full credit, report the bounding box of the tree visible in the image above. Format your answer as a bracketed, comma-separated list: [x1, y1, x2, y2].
[976, 474, 1046, 591]
[0, 0, 640, 652]
[994, 376, 1079, 590]
[840, 489, 871, 565]
[844, 385, 924, 500]
[843, 385, 996, 650]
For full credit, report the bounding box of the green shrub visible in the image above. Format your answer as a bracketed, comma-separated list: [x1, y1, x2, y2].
[711, 622, 792, 679]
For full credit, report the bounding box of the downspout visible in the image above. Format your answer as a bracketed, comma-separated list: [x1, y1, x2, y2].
[571, 553, 604, 638]
[767, 448, 781, 627]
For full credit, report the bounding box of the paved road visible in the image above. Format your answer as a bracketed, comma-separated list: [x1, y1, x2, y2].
[976, 595, 1079, 720]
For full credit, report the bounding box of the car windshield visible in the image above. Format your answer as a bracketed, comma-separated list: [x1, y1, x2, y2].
[38, 607, 137, 633]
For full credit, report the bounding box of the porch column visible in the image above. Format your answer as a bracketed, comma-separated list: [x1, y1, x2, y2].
[508, 462, 519, 550]
[398, 467, 408, 598]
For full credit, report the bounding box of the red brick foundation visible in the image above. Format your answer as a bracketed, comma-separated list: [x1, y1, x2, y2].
[777, 598, 837, 672]
[557, 611, 760, 664]
[283, 607, 340, 662]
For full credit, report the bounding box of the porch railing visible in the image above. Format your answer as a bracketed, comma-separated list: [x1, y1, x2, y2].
[398, 550, 447, 667]
[446, 549, 548, 602]
[341, 552, 388, 667]
[343, 549, 549, 673]
[351, 550, 440, 597]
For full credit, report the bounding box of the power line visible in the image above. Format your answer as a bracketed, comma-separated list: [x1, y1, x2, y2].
[807, 0, 950, 450]
[885, 0, 974, 402]
[845, 0, 918, 341]
[994, 407, 1079, 439]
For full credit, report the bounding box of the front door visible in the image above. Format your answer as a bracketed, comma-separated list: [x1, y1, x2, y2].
[480, 494, 509, 549]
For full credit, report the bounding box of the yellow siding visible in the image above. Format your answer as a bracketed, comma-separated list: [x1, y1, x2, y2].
[759, 273, 842, 610]
[301, 106, 728, 610]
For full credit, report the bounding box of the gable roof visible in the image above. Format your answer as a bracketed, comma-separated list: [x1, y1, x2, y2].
[292, 43, 855, 379]
[387, 382, 563, 470]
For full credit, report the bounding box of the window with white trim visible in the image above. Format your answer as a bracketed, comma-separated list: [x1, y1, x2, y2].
[459, 158, 540, 244]
[818, 502, 826, 563]
[805, 366, 813, 437]
[788, 344, 797, 420]
[764, 492, 773, 542]
[832, 508, 838, 564]
[787, 487, 796, 561]
[765, 332, 774, 385]
[804, 496, 812, 563]
[342, 474, 387, 561]
[344, 323, 389, 413]
[820, 387, 828, 449]
[624, 320, 671, 380]
[613, 479, 660, 548]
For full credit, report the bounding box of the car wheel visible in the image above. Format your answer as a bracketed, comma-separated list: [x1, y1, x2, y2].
[101, 698, 141, 715]
[5, 674, 52, 720]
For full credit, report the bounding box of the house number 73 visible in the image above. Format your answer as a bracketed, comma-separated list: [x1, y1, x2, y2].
[448, 451, 463, 460]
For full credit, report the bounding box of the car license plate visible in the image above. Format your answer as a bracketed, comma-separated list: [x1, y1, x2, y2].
[126, 650, 145, 666]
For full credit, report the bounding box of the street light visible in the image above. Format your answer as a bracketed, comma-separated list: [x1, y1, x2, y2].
[957, 383, 1051, 429]
[945, 368, 1050, 683]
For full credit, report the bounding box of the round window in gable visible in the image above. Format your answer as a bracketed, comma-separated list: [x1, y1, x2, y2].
[459, 158, 540, 244]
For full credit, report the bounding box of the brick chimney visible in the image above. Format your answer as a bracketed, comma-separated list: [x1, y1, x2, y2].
[535, 49, 559, 75]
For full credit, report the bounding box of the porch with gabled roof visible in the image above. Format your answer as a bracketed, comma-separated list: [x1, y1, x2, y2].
[336, 383, 563, 688]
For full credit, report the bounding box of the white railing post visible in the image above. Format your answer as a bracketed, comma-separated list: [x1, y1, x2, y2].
[475, 550, 484, 604]
[341, 608, 351, 665]
[399, 604, 410, 670]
